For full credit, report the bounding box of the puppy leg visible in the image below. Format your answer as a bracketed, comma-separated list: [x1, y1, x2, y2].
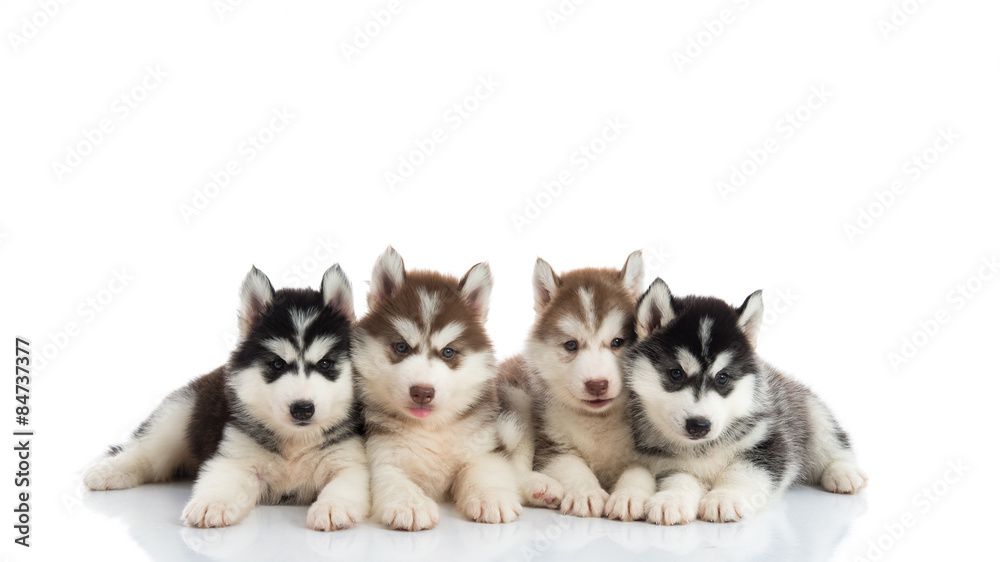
[605, 465, 656, 521]
[84, 393, 194, 490]
[453, 452, 522, 524]
[541, 453, 608, 518]
[645, 472, 705, 525]
[182, 450, 261, 528]
[307, 439, 372, 532]
[699, 461, 774, 523]
[371, 462, 439, 531]
[808, 403, 868, 494]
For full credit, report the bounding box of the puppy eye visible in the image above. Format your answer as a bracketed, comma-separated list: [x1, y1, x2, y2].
[441, 347, 455, 359]
[393, 342, 410, 354]
[270, 358, 286, 371]
[715, 372, 729, 386]
[317, 359, 333, 371]
[610, 338, 625, 348]
[668, 368, 684, 382]
[564, 340, 579, 352]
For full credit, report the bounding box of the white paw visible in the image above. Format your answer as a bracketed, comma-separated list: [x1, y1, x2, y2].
[459, 489, 522, 524]
[307, 500, 366, 531]
[821, 462, 868, 494]
[698, 489, 757, 523]
[83, 460, 142, 491]
[560, 487, 609, 518]
[604, 488, 649, 522]
[380, 495, 439, 531]
[645, 491, 699, 525]
[522, 472, 563, 508]
[182, 498, 249, 528]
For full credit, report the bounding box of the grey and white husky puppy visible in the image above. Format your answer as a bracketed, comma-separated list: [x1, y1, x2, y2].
[625, 279, 867, 524]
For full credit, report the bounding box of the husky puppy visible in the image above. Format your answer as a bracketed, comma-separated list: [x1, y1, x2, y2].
[625, 279, 868, 525]
[353, 247, 521, 531]
[83, 265, 370, 531]
[500, 251, 655, 521]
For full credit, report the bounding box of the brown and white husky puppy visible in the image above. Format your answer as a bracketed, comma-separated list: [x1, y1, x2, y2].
[83, 265, 370, 531]
[353, 247, 522, 531]
[499, 251, 656, 521]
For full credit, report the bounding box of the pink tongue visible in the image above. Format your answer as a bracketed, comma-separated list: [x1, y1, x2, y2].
[408, 407, 432, 418]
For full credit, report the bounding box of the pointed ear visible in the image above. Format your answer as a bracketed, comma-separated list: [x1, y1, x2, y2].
[320, 264, 354, 321]
[620, 250, 645, 298]
[459, 262, 493, 319]
[737, 290, 764, 348]
[532, 257, 559, 315]
[238, 266, 275, 337]
[635, 278, 676, 339]
[368, 246, 405, 309]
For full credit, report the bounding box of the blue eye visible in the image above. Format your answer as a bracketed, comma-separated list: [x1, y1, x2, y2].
[564, 341, 579, 352]
[270, 359, 286, 371]
[716, 372, 729, 386]
[394, 342, 410, 354]
[441, 347, 455, 359]
[668, 368, 684, 382]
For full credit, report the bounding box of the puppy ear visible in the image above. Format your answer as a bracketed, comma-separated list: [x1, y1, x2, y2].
[737, 290, 764, 348]
[238, 266, 275, 337]
[320, 264, 354, 321]
[620, 250, 645, 298]
[368, 246, 405, 309]
[635, 278, 676, 339]
[459, 262, 493, 319]
[532, 257, 559, 315]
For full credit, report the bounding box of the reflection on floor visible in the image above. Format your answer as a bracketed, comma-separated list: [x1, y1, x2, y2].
[83, 483, 867, 561]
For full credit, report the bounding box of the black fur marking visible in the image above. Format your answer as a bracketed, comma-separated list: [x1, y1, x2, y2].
[740, 431, 787, 484]
[186, 367, 232, 467]
[107, 444, 124, 457]
[834, 424, 852, 450]
[320, 401, 364, 450]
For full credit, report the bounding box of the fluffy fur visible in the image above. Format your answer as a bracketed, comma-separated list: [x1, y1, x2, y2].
[83, 265, 370, 531]
[625, 279, 867, 525]
[499, 251, 655, 521]
[353, 246, 521, 531]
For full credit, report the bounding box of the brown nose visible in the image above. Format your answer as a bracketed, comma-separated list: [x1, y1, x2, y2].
[585, 379, 609, 397]
[409, 385, 435, 405]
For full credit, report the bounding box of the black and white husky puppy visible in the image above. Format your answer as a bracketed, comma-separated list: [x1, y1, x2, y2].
[625, 279, 867, 525]
[83, 265, 370, 531]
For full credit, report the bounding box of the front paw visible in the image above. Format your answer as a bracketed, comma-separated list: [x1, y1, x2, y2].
[605, 489, 649, 522]
[182, 498, 250, 528]
[698, 489, 757, 523]
[307, 500, 366, 531]
[459, 489, 522, 524]
[645, 491, 699, 525]
[380, 495, 439, 531]
[522, 472, 563, 508]
[83, 460, 141, 491]
[560, 487, 609, 518]
[821, 462, 868, 494]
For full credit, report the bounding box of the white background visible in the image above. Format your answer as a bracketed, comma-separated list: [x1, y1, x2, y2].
[2, 1, 998, 561]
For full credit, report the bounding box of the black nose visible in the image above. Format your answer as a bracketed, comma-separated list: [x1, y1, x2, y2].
[290, 401, 315, 421]
[685, 417, 711, 439]
[409, 385, 435, 405]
